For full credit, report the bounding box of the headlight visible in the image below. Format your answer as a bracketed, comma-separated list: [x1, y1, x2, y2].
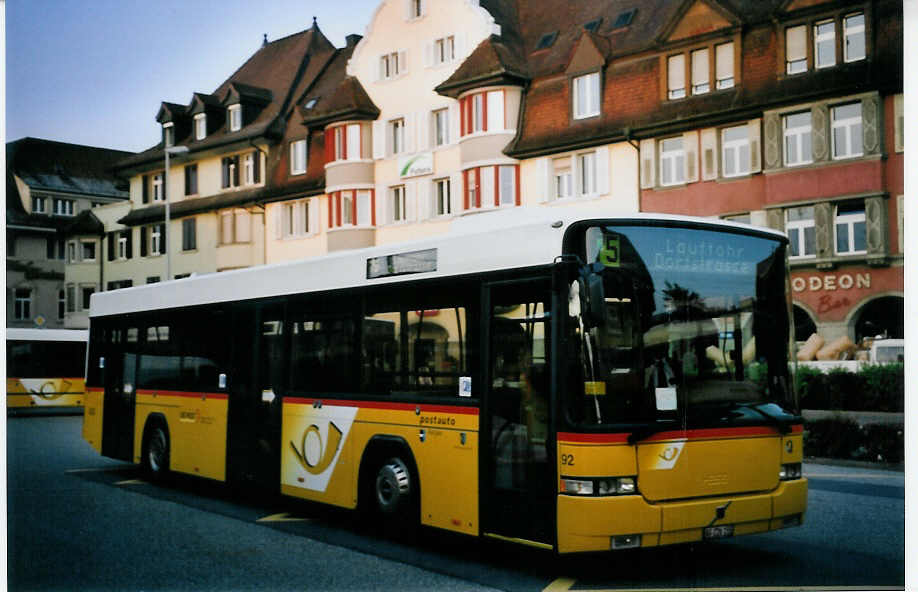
[779, 463, 802, 481]
[561, 476, 638, 496]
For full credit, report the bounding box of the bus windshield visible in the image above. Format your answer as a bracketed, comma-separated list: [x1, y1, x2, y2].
[566, 224, 794, 427]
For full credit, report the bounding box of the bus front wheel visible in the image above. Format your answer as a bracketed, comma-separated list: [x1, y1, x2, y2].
[143, 423, 170, 479]
[375, 457, 413, 516]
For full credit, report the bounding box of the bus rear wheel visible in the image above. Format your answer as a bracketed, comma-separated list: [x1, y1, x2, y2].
[143, 424, 170, 479]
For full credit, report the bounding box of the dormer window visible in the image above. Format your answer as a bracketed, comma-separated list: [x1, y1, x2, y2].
[572, 72, 600, 119]
[194, 113, 207, 140]
[163, 123, 175, 147]
[667, 41, 734, 99]
[228, 104, 242, 132]
[305, 98, 318, 110]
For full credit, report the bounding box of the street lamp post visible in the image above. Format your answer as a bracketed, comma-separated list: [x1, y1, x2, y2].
[163, 145, 189, 281]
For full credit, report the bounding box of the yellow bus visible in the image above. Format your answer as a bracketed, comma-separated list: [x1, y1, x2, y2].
[7, 328, 88, 412]
[83, 208, 806, 553]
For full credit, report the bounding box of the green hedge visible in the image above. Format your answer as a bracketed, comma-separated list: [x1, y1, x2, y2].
[795, 363, 904, 412]
[804, 418, 904, 463]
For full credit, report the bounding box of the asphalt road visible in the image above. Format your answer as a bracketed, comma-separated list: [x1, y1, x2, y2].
[6, 415, 907, 591]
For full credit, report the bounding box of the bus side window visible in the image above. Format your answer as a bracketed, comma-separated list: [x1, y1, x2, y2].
[288, 311, 358, 394]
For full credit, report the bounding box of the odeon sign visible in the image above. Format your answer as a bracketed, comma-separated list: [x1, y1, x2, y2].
[791, 272, 871, 293]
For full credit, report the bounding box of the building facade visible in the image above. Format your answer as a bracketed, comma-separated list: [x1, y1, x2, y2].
[6, 138, 132, 329]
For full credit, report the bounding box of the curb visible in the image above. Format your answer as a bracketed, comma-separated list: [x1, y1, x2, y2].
[804, 456, 904, 472]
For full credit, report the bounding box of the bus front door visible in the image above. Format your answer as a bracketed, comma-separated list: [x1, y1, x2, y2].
[226, 304, 284, 489]
[101, 350, 136, 462]
[481, 280, 555, 548]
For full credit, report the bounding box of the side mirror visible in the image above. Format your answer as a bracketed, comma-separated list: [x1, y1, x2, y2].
[577, 264, 608, 329]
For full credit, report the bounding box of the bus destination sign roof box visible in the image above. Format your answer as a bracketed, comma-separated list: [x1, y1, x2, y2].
[367, 248, 438, 279]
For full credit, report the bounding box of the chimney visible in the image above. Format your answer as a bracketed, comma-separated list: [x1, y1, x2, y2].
[346, 34, 363, 48]
[263, 33, 268, 46]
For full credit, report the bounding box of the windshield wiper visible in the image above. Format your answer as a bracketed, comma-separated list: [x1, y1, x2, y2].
[627, 419, 679, 445]
[736, 402, 793, 435]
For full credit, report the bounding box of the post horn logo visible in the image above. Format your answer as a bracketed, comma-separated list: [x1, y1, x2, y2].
[290, 422, 343, 475]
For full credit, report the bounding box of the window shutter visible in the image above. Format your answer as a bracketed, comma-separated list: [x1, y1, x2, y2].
[375, 184, 387, 225]
[716, 42, 733, 83]
[683, 131, 699, 182]
[747, 118, 761, 173]
[125, 230, 133, 259]
[158, 224, 166, 253]
[786, 26, 806, 64]
[595, 147, 610, 196]
[309, 200, 319, 234]
[667, 54, 685, 95]
[398, 49, 408, 75]
[325, 128, 334, 162]
[862, 94, 880, 156]
[894, 94, 904, 152]
[372, 120, 385, 159]
[571, 154, 582, 197]
[142, 175, 149, 204]
[233, 156, 240, 186]
[222, 158, 230, 188]
[640, 139, 655, 188]
[417, 179, 430, 220]
[701, 128, 718, 180]
[424, 40, 434, 68]
[536, 158, 551, 203]
[107, 233, 115, 261]
[253, 151, 261, 183]
[405, 112, 417, 153]
[418, 110, 429, 152]
[273, 204, 283, 239]
[811, 103, 829, 162]
[448, 102, 460, 145]
[449, 172, 462, 213]
[140, 227, 148, 257]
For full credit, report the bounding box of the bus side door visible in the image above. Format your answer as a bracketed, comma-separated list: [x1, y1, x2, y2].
[101, 328, 136, 462]
[481, 279, 555, 548]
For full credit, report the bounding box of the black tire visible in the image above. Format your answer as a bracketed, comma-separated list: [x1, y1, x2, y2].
[374, 457, 414, 516]
[143, 423, 170, 479]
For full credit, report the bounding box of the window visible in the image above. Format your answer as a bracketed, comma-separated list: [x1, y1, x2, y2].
[147, 277, 161, 284]
[152, 173, 164, 201]
[786, 206, 816, 258]
[356, 190, 372, 226]
[831, 102, 862, 159]
[81, 286, 95, 311]
[163, 123, 174, 147]
[194, 113, 206, 140]
[290, 139, 307, 175]
[222, 209, 251, 244]
[535, 31, 558, 50]
[408, 0, 423, 19]
[66, 285, 76, 313]
[433, 109, 449, 146]
[117, 230, 130, 259]
[53, 198, 75, 216]
[182, 218, 196, 251]
[346, 124, 360, 160]
[434, 36, 455, 65]
[244, 151, 261, 185]
[342, 192, 354, 225]
[844, 13, 865, 62]
[660, 137, 685, 186]
[783, 112, 813, 166]
[691, 49, 709, 94]
[222, 156, 240, 188]
[814, 19, 836, 69]
[464, 165, 518, 209]
[280, 200, 311, 239]
[715, 42, 734, 89]
[81, 240, 96, 261]
[434, 178, 451, 216]
[721, 125, 750, 177]
[667, 54, 685, 99]
[554, 157, 572, 199]
[32, 195, 46, 213]
[58, 290, 65, 320]
[47, 238, 64, 260]
[150, 224, 163, 255]
[14, 288, 32, 320]
[380, 52, 402, 79]
[184, 164, 198, 196]
[578, 152, 596, 195]
[835, 202, 866, 255]
[786, 25, 807, 74]
[498, 165, 516, 205]
[329, 190, 375, 228]
[460, 90, 505, 136]
[390, 119, 405, 155]
[573, 72, 601, 119]
[228, 104, 242, 132]
[390, 185, 407, 223]
[68, 241, 77, 263]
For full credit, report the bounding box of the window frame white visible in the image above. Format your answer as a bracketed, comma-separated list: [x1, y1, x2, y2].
[783, 111, 813, 167]
[667, 54, 686, 99]
[498, 165, 516, 206]
[290, 139, 307, 175]
[786, 206, 817, 259]
[721, 125, 751, 178]
[390, 118, 405, 155]
[814, 19, 836, 69]
[390, 185, 407, 223]
[659, 137, 686, 186]
[486, 90, 505, 131]
[573, 72, 601, 119]
[434, 178, 451, 216]
[163, 123, 175, 147]
[433, 108, 449, 147]
[228, 104, 242, 132]
[554, 157, 573, 200]
[53, 198, 75, 216]
[831, 102, 863, 160]
[14, 288, 32, 320]
[32, 195, 46, 214]
[578, 151, 597, 196]
[194, 113, 207, 140]
[834, 202, 867, 255]
[152, 173, 164, 201]
[80, 240, 96, 262]
[151, 224, 162, 255]
[380, 52, 401, 79]
[715, 42, 735, 89]
[434, 35, 455, 66]
[843, 12, 865, 63]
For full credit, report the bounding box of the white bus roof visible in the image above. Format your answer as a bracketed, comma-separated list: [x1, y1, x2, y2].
[90, 207, 786, 318]
[5, 328, 88, 342]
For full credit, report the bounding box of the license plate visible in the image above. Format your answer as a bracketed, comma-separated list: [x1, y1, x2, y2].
[703, 525, 734, 539]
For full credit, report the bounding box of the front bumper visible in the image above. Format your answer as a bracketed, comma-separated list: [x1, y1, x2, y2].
[557, 478, 807, 553]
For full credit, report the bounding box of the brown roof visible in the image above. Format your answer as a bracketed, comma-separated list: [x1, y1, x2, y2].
[115, 23, 336, 173]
